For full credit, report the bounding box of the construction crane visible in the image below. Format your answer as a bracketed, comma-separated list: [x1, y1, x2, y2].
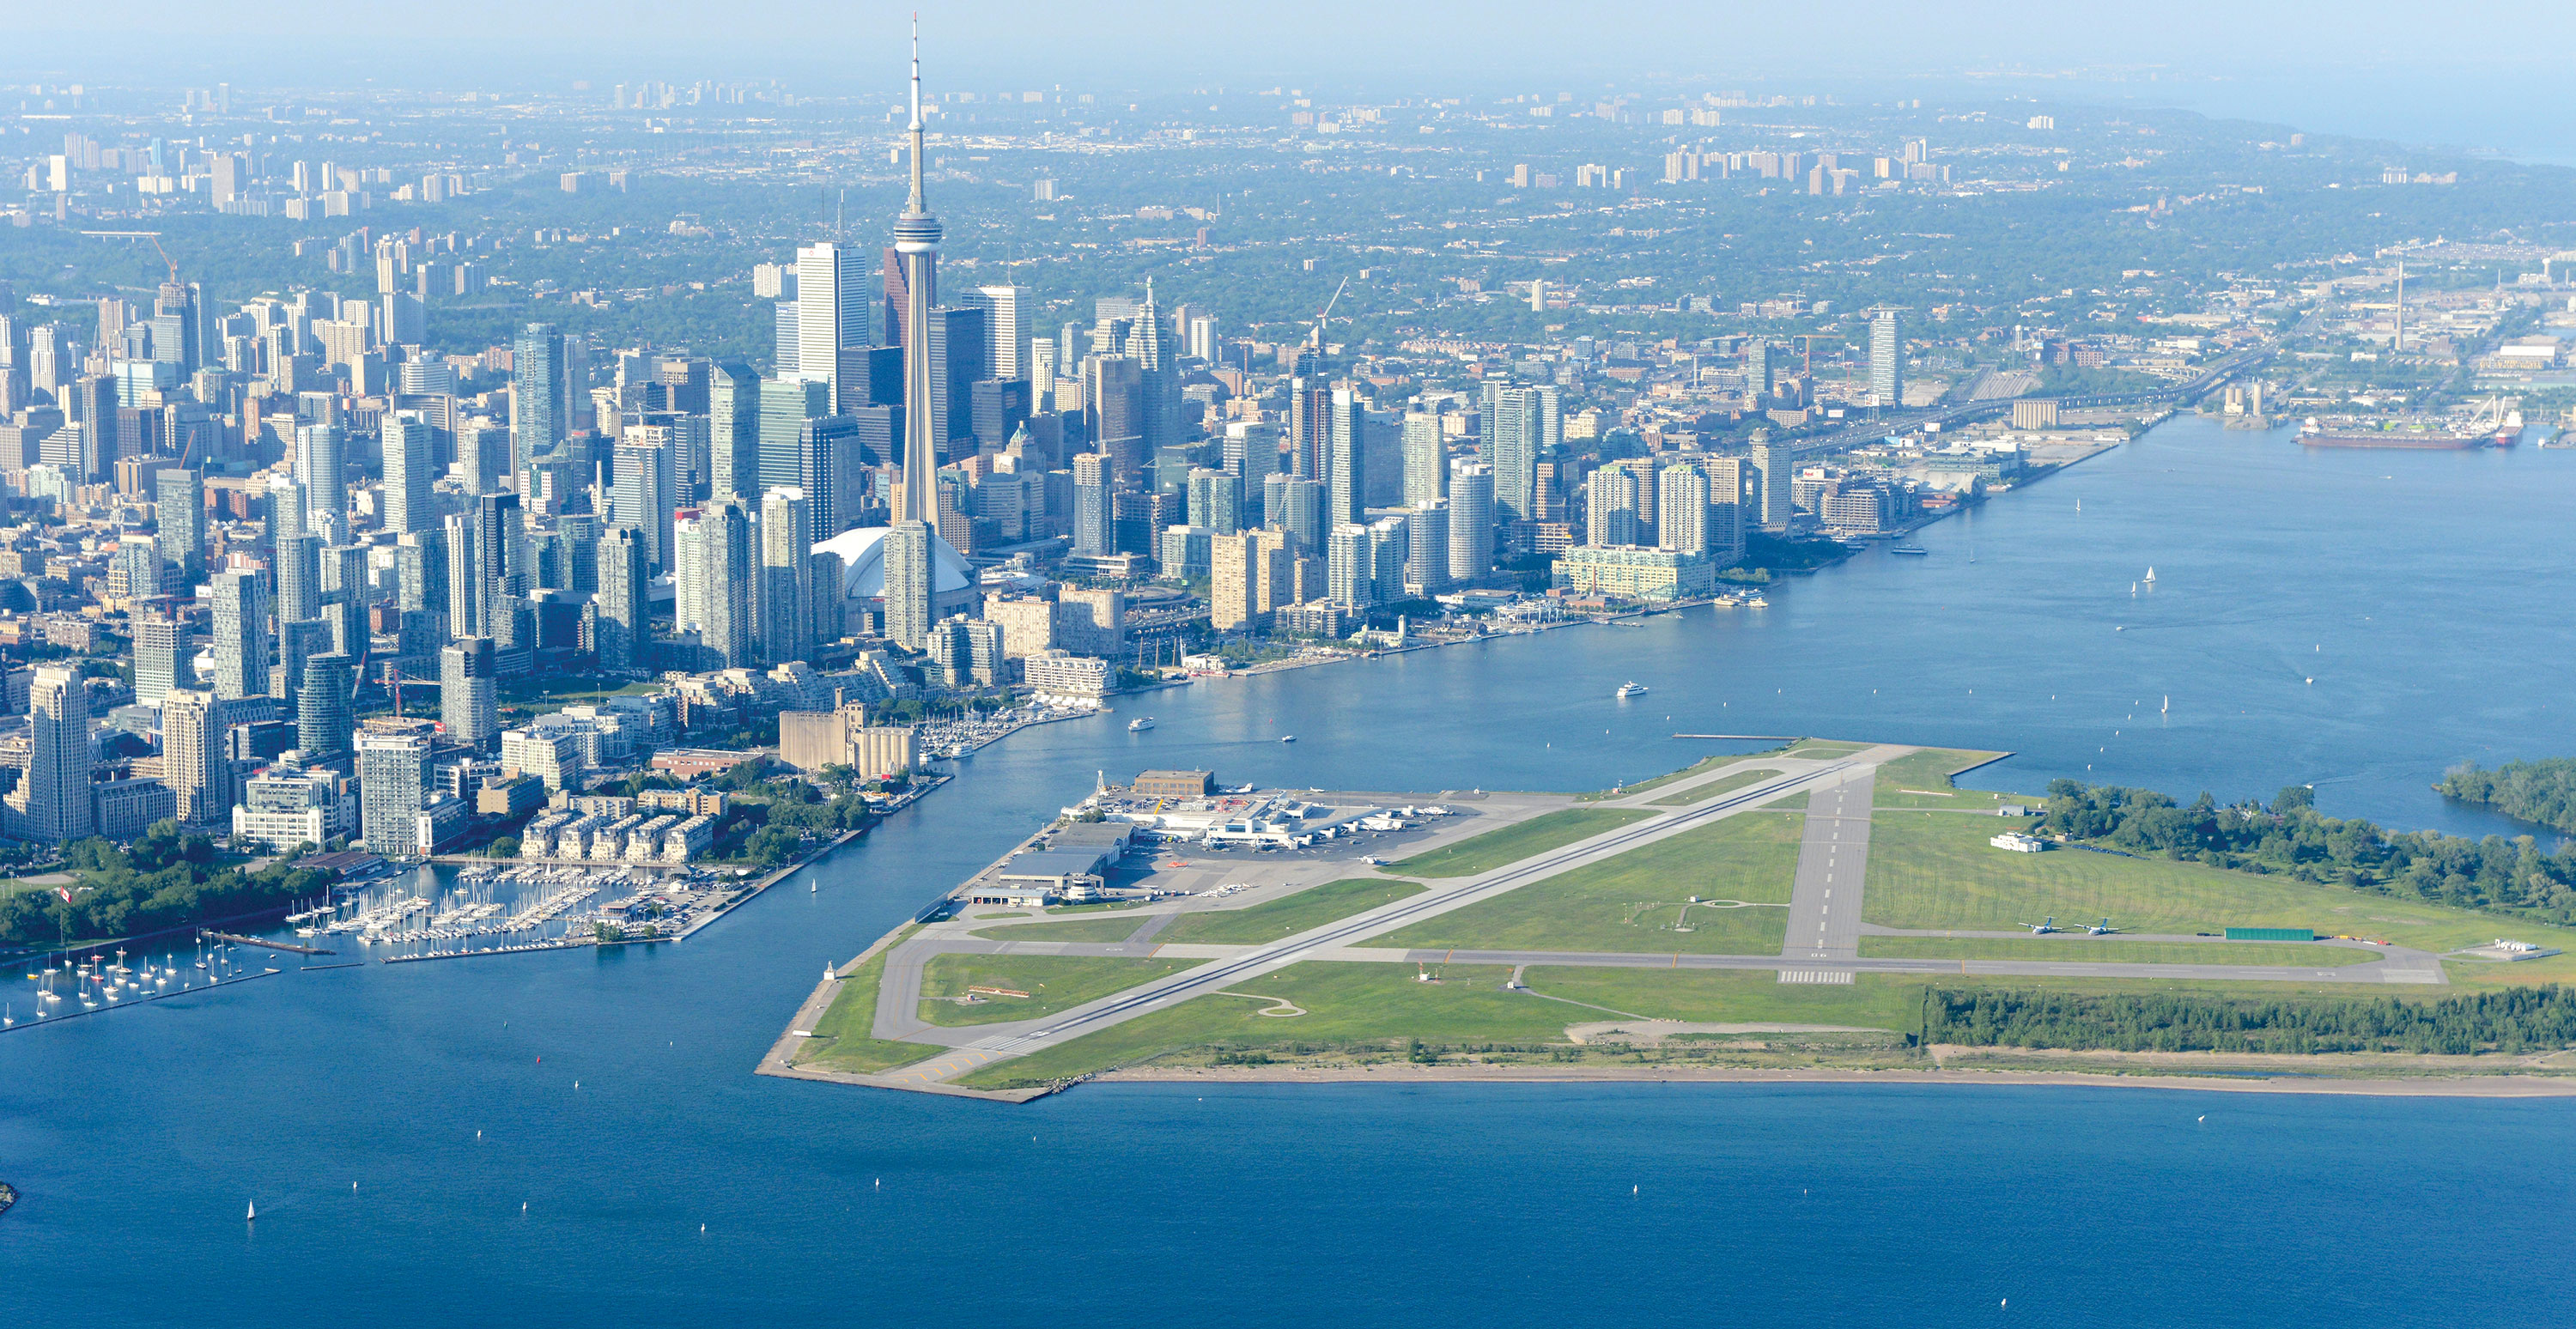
[1309, 276, 1351, 349]
[76, 229, 178, 282]
[1790, 333, 1833, 379]
[378, 660, 434, 718]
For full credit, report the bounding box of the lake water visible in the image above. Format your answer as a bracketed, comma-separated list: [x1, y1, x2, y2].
[4, 416, 2573, 1327]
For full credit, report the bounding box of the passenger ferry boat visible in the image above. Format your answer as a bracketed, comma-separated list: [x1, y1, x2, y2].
[1616, 682, 1649, 699]
[1127, 717, 1156, 732]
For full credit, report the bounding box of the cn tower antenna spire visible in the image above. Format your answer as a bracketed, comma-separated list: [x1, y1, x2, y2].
[906, 14, 927, 215]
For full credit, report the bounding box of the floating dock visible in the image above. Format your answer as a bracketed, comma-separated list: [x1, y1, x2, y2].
[203, 931, 333, 956]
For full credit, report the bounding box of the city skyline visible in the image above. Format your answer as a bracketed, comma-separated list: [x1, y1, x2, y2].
[8, 10, 2576, 1326]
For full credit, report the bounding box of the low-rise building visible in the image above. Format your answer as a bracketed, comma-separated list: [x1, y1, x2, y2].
[414, 793, 472, 855]
[1133, 769, 1216, 800]
[500, 725, 585, 790]
[964, 882, 1056, 907]
[1273, 600, 1352, 638]
[650, 749, 761, 779]
[94, 777, 176, 840]
[1046, 821, 1136, 864]
[660, 814, 717, 863]
[1551, 545, 1716, 603]
[589, 814, 646, 861]
[1023, 649, 1111, 706]
[519, 811, 569, 858]
[994, 846, 1114, 895]
[624, 815, 680, 862]
[636, 788, 730, 817]
[231, 762, 347, 851]
[476, 773, 546, 818]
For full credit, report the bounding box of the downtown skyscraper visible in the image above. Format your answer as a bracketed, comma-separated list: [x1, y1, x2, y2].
[756, 488, 813, 667]
[511, 323, 567, 474]
[593, 526, 648, 673]
[295, 422, 347, 527]
[380, 410, 433, 536]
[476, 492, 525, 652]
[677, 500, 755, 667]
[156, 466, 203, 575]
[8, 667, 94, 842]
[440, 637, 499, 745]
[270, 476, 319, 628]
[210, 569, 269, 701]
[1869, 306, 1905, 408]
[794, 241, 871, 398]
[161, 688, 232, 826]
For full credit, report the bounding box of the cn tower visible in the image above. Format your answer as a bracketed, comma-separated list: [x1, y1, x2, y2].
[892, 16, 941, 525]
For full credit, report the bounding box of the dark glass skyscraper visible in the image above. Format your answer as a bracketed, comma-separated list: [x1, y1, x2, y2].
[510, 323, 566, 475]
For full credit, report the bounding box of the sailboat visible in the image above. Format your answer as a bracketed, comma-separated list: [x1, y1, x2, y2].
[246, 1200, 258, 1222]
[2161, 695, 2169, 714]
[2143, 567, 2156, 584]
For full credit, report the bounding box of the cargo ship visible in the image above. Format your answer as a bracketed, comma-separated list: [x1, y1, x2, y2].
[2300, 398, 2518, 450]
[2299, 418, 2493, 450]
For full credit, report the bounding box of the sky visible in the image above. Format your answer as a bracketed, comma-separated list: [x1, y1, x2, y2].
[6, 1, 2575, 159]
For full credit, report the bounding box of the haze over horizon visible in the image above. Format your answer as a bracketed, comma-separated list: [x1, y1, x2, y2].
[6, 1, 2575, 159]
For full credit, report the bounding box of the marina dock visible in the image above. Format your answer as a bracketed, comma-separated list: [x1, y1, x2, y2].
[1, 968, 281, 1035]
[202, 932, 333, 956]
[383, 940, 593, 964]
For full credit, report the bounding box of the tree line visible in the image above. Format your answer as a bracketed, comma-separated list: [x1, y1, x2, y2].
[0, 822, 335, 951]
[2038, 780, 2576, 924]
[1925, 986, 2576, 1056]
[2437, 758, 2576, 835]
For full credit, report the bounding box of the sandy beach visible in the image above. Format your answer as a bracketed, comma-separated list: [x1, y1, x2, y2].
[1092, 1059, 2576, 1098]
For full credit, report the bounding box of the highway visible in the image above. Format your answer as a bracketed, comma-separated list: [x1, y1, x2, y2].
[1791, 315, 2305, 458]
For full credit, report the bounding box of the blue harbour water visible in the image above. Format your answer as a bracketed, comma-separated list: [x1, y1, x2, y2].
[5, 417, 2575, 1326]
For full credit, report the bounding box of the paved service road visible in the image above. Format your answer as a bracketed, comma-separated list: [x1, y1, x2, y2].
[1321, 947, 2442, 984]
[1783, 764, 1874, 963]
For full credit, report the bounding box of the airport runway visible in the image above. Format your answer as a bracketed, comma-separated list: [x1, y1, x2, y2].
[855, 745, 2458, 1086]
[1782, 765, 1874, 964]
[869, 754, 1874, 1077]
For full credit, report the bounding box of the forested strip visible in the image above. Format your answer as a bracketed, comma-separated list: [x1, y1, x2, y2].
[1927, 986, 2576, 1055]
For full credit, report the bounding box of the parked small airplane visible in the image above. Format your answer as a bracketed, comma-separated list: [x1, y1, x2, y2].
[2020, 917, 2062, 935]
[2083, 918, 2123, 936]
